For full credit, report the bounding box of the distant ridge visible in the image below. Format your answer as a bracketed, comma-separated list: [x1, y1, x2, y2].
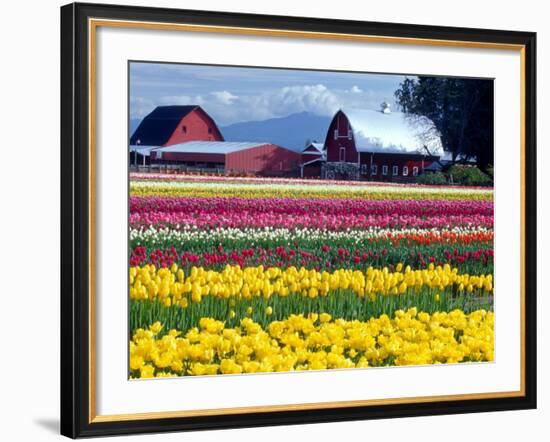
[221, 112, 330, 152]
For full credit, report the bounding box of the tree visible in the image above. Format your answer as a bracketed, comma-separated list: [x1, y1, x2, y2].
[395, 77, 494, 169]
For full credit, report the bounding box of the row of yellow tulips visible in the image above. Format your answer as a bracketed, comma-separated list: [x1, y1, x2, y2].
[130, 263, 493, 307]
[130, 181, 493, 201]
[130, 308, 494, 378]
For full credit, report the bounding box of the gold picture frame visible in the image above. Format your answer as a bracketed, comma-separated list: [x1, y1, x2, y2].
[61, 2, 537, 438]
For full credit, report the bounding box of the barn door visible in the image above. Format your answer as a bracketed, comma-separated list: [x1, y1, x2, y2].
[339, 146, 346, 162]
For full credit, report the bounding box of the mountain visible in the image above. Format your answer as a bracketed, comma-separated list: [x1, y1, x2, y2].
[221, 112, 330, 152]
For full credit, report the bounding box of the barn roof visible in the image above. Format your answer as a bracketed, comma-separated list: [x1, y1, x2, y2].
[129, 145, 159, 157]
[424, 162, 443, 172]
[130, 105, 198, 145]
[153, 141, 272, 155]
[302, 142, 324, 154]
[342, 109, 443, 154]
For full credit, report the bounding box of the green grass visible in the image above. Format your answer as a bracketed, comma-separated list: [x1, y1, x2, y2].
[129, 288, 493, 336]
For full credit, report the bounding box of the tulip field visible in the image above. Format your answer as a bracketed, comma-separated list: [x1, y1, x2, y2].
[129, 174, 494, 378]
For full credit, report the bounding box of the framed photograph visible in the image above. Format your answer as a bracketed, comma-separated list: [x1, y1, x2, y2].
[60, 2, 537, 438]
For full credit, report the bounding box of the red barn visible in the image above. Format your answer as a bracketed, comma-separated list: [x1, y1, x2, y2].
[321, 104, 441, 181]
[150, 141, 300, 174]
[130, 105, 224, 146]
[300, 142, 325, 178]
[130, 106, 300, 175]
[357, 152, 439, 182]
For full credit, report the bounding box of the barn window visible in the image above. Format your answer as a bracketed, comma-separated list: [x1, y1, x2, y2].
[413, 167, 419, 176]
[371, 164, 378, 175]
[403, 166, 409, 176]
[392, 165, 398, 176]
[334, 129, 338, 140]
[382, 165, 388, 176]
[181, 126, 187, 133]
[361, 164, 368, 174]
[339, 147, 346, 162]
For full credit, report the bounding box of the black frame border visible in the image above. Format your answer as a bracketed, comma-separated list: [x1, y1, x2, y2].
[60, 2, 537, 438]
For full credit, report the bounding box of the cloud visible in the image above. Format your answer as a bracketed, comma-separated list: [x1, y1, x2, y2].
[273, 84, 342, 116]
[130, 83, 395, 126]
[210, 90, 238, 105]
[237, 84, 342, 122]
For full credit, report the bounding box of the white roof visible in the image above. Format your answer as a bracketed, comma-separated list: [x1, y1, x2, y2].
[129, 145, 159, 156]
[302, 142, 324, 154]
[310, 142, 324, 151]
[154, 141, 270, 154]
[343, 109, 443, 154]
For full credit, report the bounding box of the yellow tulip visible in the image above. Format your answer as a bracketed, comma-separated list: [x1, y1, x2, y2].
[130, 310, 493, 378]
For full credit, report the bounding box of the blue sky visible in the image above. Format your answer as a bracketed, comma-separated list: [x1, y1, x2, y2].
[130, 62, 410, 126]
